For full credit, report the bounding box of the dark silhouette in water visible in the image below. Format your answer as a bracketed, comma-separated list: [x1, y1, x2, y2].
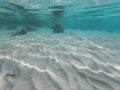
[51, 5, 64, 33]
[70, 32, 74, 35]
[108, 29, 114, 33]
[25, 26, 38, 31]
[53, 24, 64, 33]
[6, 26, 18, 30]
[51, 6, 64, 18]
[5, 0, 28, 15]
[5, 1, 25, 10]
[12, 29, 27, 36]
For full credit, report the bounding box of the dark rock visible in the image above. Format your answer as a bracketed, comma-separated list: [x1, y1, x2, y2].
[70, 32, 73, 35]
[108, 30, 114, 33]
[53, 24, 64, 33]
[12, 29, 27, 36]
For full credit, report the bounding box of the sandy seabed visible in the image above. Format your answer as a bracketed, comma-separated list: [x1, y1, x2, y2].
[0, 29, 120, 90]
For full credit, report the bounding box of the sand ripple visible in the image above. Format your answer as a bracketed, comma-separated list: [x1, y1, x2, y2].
[0, 31, 120, 90]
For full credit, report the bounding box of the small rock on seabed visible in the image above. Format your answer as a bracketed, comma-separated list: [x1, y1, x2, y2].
[53, 24, 64, 33]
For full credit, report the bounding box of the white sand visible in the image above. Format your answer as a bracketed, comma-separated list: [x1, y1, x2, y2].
[0, 29, 120, 90]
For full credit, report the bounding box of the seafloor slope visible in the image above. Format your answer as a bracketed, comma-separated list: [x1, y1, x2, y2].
[0, 29, 120, 90]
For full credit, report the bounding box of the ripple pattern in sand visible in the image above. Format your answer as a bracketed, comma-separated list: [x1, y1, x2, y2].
[0, 32, 120, 90]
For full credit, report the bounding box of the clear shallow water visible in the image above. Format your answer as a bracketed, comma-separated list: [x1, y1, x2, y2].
[0, 0, 120, 31]
[0, 0, 120, 90]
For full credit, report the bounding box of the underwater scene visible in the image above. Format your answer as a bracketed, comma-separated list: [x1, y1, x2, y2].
[0, 0, 120, 90]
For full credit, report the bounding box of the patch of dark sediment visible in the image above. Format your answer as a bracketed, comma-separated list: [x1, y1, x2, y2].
[0, 59, 36, 90]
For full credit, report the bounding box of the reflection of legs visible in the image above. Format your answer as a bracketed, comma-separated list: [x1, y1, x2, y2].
[52, 6, 64, 33]
[52, 6, 64, 18]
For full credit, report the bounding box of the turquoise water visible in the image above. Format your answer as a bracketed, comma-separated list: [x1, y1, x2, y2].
[0, 0, 120, 33]
[0, 0, 120, 90]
